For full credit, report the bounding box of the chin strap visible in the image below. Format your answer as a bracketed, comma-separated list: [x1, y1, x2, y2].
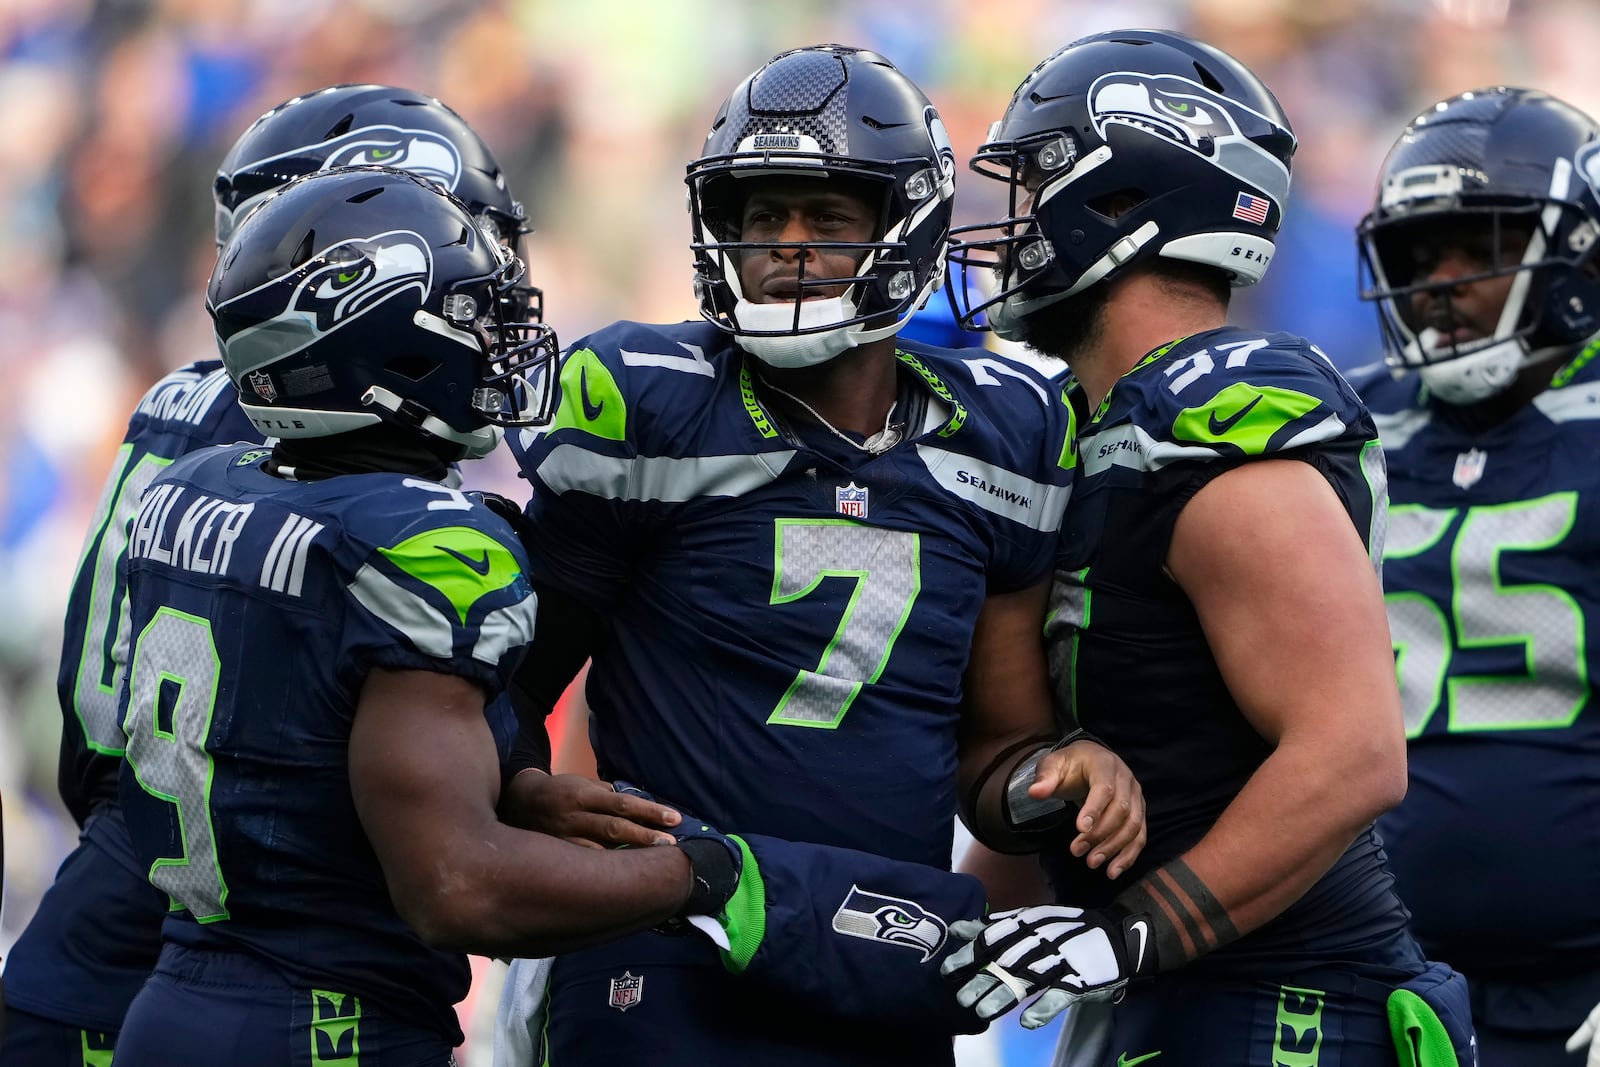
[362, 384, 501, 458]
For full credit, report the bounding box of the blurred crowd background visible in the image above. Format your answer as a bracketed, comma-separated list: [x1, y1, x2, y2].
[2, 0, 1597, 1060]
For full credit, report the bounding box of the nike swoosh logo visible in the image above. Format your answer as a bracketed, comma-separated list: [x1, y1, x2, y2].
[1206, 394, 1262, 435]
[580, 366, 604, 421]
[438, 545, 491, 575]
[1128, 918, 1149, 973]
[1118, 1053, 1162, 1067]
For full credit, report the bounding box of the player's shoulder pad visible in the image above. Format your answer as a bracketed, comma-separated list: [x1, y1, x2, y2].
[1106, 327, 1372, 466]
[901, 339, 1076, 472]
[334, 473, 534, 635]
[527, 319, 736, 453]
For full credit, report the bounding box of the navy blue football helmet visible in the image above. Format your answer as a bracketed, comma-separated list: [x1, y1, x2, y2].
[214, 84, 543, 324]
[686, 44, 956, 367]
[1358, 87, 1600, 404]
[948, 30, 1296, 341]
[208, 168, 557, 456]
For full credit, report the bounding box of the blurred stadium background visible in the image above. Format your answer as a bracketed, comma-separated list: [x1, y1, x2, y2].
[1, 0, 1596, 1061]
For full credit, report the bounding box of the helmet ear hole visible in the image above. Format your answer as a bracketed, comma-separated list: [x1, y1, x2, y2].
[1191, 62, 1226, 94]
[1087, 190, 1147, 221]
[385, 355, 439, 382]
[291, 230, 316, 268]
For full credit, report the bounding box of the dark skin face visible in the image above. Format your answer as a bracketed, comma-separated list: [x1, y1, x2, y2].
[1401, 217, 1532, 344]
[736, 177, 879, 304]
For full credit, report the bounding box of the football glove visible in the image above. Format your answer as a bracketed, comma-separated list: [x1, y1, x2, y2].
[1568, 998, 1600, 1067]
[939, 904, 1156, 1029]
[612, 781, 763, 967]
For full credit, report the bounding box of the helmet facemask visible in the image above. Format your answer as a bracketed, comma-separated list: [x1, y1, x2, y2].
[685, 45, 955, 368]
[1360, 175, 1595, 404]
[690, 162, 947, 368]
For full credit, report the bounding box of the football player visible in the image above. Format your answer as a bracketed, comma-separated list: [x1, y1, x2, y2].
[937, 30, 1479, 1064]
[0, 85, 669, 1064]
[108, 167, 732, 1065]
[499, 44, 1144, 1066]
[1356, 86, 1600, 1067]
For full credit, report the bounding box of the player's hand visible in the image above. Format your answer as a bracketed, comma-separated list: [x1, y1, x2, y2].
[1567, 998, 1600, 1066]
[611, 781, 768, 966]
[1029, 739, 1145, 878]
[940, 905, 1155, 1029]
[500, 769, 681, 849]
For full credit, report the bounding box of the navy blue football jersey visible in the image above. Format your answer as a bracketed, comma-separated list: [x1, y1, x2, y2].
[1360, 353, 1600, 978]
[510, 320, 1074, 871]
[115, 444, 535, 1043]
[1042, 327, 1413, 966]
[57, 361, 261, 825]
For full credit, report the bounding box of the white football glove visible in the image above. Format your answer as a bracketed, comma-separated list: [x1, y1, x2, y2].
[939, 904, 1156, 1029]
[1567, 999, 1600, 1067]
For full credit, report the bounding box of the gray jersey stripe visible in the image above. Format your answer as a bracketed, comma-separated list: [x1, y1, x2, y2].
[1535, 381, 1600, 423]
[1078, 423, 1221, 476]
[473, 597, 538, 666]
[914, 445, 1070, 532]
[535, 443, 794, 502]
[348, 563, 453, 659]
[1371, 406, 1433, 451]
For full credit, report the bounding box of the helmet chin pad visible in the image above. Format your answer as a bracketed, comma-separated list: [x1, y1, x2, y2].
[733, 295, 903, 368]
[1418, 336, 1525, 405]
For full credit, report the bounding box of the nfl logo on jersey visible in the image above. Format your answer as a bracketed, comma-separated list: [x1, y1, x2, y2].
[836, 482, 869, 518]
[1452, 448, 1487, 489]
[608, 971, 643, 1012]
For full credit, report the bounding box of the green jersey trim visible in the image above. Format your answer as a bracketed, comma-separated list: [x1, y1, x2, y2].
[535, 443, 794, 502]
[377, 527, 522, 626]
[550, 348, 628, 441]
[1171, 382, 1329, 453]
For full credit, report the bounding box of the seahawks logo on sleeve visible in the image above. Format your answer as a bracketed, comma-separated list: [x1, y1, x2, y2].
[831, 885, 949, 963]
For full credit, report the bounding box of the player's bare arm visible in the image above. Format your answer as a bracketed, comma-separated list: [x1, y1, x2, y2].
[957, 578, 1146, 875]
[349, 666, 695, 958]
[1120, 457, 1406, 965]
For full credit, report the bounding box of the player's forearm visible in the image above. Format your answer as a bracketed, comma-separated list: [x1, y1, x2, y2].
[407, 827, 692, 958]
[1117, 733, 1402, 968]
[958, 733, 1060, 852]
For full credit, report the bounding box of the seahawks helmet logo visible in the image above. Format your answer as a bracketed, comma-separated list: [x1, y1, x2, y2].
[831, 885, 948, 963]
[1088, 72, 1291, 207]
[218, 229, 432, 376]
[217, 127, 465, 241]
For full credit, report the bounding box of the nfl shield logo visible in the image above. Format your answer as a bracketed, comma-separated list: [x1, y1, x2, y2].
[608, 971, 643, 1012]
[247, 370, 278, 402]
[1452, 448, 1487, 489]
[836, 482, 869, 518]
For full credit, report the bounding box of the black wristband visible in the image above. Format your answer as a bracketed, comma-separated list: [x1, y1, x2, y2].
[1111, 908, 1160, 980]
[677, 838, 737, 917]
